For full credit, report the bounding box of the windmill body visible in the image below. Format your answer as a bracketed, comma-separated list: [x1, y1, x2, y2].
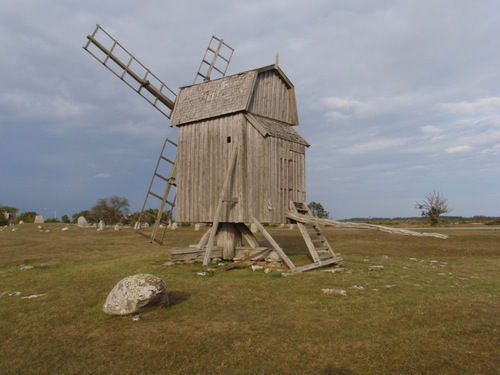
[172, 65, 309, 225]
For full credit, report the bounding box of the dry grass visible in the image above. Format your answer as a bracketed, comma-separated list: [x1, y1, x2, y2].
[0, 224, 498, 374]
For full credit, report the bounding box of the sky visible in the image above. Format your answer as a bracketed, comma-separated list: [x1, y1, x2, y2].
[1, 0, 499, 220]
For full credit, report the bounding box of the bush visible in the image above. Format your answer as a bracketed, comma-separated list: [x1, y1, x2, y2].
[15, 211, 37, 224]
[0, 215, 9, 226]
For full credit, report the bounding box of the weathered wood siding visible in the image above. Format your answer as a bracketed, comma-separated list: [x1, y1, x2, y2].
[177, 113, 306, 224]
[177, 113, 245, 223]
[248, 70, 298, 125]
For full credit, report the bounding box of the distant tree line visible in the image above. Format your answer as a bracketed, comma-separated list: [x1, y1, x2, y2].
[2, 192, 498, 227]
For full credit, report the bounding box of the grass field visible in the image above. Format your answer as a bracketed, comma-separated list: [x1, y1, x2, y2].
[0, 223, 498, 374]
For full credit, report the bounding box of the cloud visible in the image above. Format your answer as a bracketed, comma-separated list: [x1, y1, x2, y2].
[437, 97, 500, 115]
[445, 145, 472, 154]
[420, 125, 441, 134]
[94, 173, 111, 179]
[320, 96, 375, 119]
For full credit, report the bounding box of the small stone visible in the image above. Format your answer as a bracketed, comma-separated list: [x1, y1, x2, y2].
[8, 291, 22, 296]
[382, 255, 389, 259]
[251, 265, 263, 271]
[97, 220, 105, 231]
[383, 285, 396, 288]
[350, 285, 364, 290]
[20, 265, 34, 270]
[322, 288, 347, 296]
[21, 293, 46, 299]
[12, 228, 19, 232]
[264, 268, 272, 273]
[196, 272, 207, 276]
[61, 227, 69, 231]
[369, 265, 384, 271]
[132, 315, 141, 321]
[323, 268, 342, 273]
[409, 258, 418, 261]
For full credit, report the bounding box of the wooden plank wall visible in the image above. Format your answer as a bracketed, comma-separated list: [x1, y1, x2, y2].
[177, 114, 245, 223]
[177, 115, 306, 224]
[249, 70, 295, 124]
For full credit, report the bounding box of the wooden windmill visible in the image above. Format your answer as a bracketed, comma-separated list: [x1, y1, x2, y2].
[83, 25, 343, 272]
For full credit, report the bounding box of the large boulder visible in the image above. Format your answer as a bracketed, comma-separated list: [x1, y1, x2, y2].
[77, 216, 88, 228]
[103, 274, 169, 316]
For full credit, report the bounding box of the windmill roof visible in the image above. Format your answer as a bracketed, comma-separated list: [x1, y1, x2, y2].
[170, 65, 295, 126]
[245, 114, 310, 147]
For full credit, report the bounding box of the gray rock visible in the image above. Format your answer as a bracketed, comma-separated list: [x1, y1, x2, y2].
[103, 274, 169, 316]
[322, 288, 347, 296]
[97, 220, 105, 231]
[34, 215, 44, 224]
[369, 265, 384, 271]
[77, 216, 88, 228]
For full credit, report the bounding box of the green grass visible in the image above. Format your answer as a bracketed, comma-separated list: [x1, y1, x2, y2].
[0, 224, 499, 374]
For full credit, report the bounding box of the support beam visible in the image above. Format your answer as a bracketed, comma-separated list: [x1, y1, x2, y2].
[203, 145, 239, 265]
[250, 217, 296, 270]
[285, 211, 448, 239]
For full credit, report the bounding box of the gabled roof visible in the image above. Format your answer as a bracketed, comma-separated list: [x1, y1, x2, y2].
[245, 114, 309, 147]
[170, 65, 296, 127]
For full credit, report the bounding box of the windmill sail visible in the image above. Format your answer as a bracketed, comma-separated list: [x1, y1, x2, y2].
[83, 24, 176, 118]
[193, 36, 234, 84]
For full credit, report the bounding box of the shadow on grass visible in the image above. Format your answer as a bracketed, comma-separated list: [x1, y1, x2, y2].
[168, 290, 190, 306]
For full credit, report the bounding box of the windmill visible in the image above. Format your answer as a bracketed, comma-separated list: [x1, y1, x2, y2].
[83, 25, 343, 272]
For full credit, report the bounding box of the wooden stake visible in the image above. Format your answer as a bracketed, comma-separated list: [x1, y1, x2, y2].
[203, 145, 239, 266]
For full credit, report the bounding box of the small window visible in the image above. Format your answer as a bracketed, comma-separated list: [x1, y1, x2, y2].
[227, 136, 232, 143]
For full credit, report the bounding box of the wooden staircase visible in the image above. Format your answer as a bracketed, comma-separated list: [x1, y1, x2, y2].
[286, 201, 342, 272]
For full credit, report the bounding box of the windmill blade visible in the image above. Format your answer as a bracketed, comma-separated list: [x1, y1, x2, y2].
[83, 24, 176, 118]
[193, 36, 234, 84]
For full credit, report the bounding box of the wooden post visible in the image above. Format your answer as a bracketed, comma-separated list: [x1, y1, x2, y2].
[216, 223, 242, 259]
[203, 145, 239, 266]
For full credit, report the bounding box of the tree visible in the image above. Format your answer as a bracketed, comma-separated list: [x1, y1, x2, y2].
[14, 211, 37, 224]
[61, 215, 70, 223]
[415, 191, 452, 226]
[72, 210, 94, 223]
[0, 205, 18, 225]
[308, 201, 330, 219]
[91, 196, 130, 224]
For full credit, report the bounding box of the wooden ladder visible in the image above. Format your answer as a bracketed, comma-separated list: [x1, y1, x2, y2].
[136, 138, 177, 245]
[287, 201, 342, 272]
